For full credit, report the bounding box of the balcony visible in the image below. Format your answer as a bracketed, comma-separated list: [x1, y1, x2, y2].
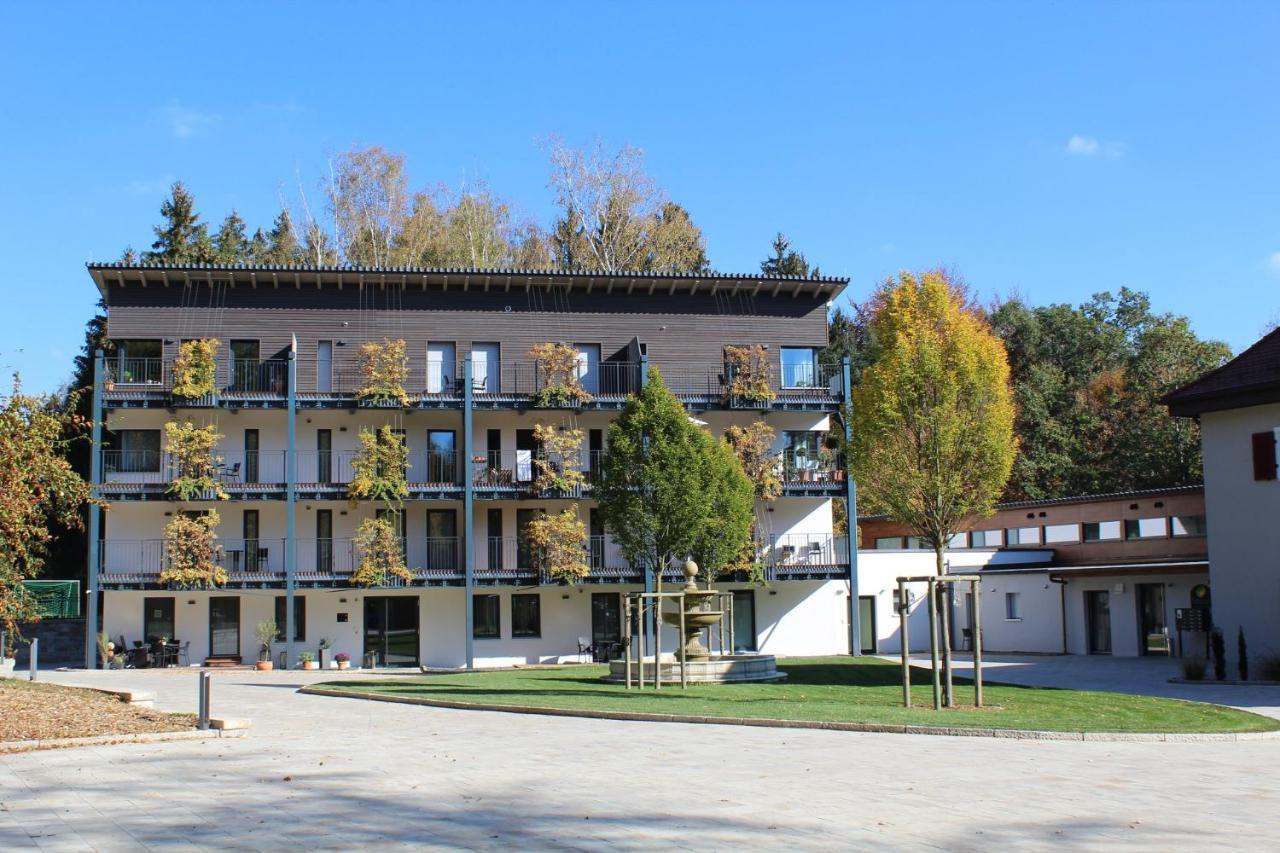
[100, 450, 289, 500]
[294, 450, 462, 499]
[103, 354, 843, 410]
[777, 449, 845, 496]
[758, 533, 851, 581]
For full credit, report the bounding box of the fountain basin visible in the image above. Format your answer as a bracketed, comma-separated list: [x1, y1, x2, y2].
[604, 653, 785, 684]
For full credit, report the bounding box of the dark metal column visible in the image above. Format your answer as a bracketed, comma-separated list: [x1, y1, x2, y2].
[284, 339, 297, 668]
[84, 349, 105, 669]
[843, 356, 861, 656]
[463, 358, 475, 669]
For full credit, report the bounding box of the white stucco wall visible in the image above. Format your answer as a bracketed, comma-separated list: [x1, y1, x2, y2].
[1200, 404, 1280, 662]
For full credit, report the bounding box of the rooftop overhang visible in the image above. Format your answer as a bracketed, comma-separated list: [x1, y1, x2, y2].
[981, 559, 1208, 579]
[87, 263, 849, 304]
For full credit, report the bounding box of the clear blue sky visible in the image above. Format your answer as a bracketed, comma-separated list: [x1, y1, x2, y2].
[2, 1, 1277, 392]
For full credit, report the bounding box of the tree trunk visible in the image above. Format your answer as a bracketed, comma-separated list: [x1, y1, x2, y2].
[936, 544, 954, 707]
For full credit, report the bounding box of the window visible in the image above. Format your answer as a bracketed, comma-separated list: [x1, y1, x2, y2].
[1125, 518, 1167, 540]
[970, 529, 1002, 548]
[780, 347, 818, 388]
[948, 532, 968, 549]
[115, 339, 162, 383]
[511, 594, 541, 638]
[113, 429, 161, 472]
[1044, 523, 1080, 544]
[783, 431, 822, 472]
[1006, 527, 1041, 546]
[1171, 515, 1207, 537]
[473, 595, 500, 638]
[874, 536, 903, 549]
[230, 340, 260, 392]
[143, 596, 175, 641]
[274, 596, 306, 642]
[1005, 592, 1021, 620]
[905, 536, 927, 550]
[1083, 521, 1122, 542]
[427, 430, 456, 482]
[1252, 431, 1277, 481]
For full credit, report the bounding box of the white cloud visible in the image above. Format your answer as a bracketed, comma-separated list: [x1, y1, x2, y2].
[1267, 251, 1280, 276]
[1066, 135, 1100, 156]
[1065, 135, 1126, 158]
[160, 104, 220, 138]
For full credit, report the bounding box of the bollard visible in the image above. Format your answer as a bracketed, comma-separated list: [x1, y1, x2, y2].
[29, 638, 39, 681]
[197, 672, 212, 730]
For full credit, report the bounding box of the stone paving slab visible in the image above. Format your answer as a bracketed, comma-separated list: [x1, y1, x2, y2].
[0, 667, 1274, 850]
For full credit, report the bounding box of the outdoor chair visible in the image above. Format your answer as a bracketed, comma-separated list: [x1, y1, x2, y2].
[221, 462, 241, 483]
[177, 641, 191, 666]
[961, 628, 973, 651]
[577, 637, 594, 662]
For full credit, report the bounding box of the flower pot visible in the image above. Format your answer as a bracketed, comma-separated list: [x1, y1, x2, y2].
[336, 660, 350, 671]
[302, 661, 318, 670]
[256, 660, 274, 671]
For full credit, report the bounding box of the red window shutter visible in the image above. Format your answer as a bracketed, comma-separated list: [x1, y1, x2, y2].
[1251, 431, 1277, 481]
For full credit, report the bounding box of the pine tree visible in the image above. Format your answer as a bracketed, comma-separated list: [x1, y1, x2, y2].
[213, 210, 249, 264]
[143, 181, 203, 264]
[761, 233, 819, 278]
[263, 209, 302, 265]
[247, 228, 270, 263]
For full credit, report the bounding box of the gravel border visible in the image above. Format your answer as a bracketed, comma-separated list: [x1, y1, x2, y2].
[0, 727, 247, 755]
[299, 685, 1280, 742]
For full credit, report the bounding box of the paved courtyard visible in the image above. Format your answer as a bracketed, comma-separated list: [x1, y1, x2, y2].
[2, 665, 1279, 851]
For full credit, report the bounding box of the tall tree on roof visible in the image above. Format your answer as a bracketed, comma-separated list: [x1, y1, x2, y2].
[849, 269, 1017, 706]
[142, 181, 208, 264]
[546, 138, 710, 273]
[760, 233, 820, 278]
[213, 210, 250, 264]
[327, 145, 411, 267]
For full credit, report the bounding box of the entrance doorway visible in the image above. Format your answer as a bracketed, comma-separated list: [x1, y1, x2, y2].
[1137, 583, 1167, 655]
[858, 595, 877, 654]
[732, 590, 757, 652]
[364, 596, 420, 666]
[1085, 590, 1112, 654]
[591, 593, 621, 660]
[208, 596, 241, 659]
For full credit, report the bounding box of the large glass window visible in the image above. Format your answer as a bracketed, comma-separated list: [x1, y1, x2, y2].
[780, 347, 818, 388]
[115, 339, 163, 383]
[473, 595, 500, 639]
[1125, 518, 1168, 540]
[427, 430, 456, 482]
[1083, 521, 1122, 542]
[1171, 515, 1207, 537]
[511, 594, 541, 638]
[1006, 527, 1042, 546]
[783, 431, 822, 472]
[274, 595, 306, 642]
[113, 429, 161, 472]
[970, 529, 1002, 548]
[1044, 523, 1080, 544]
[143, 596, 175, 642]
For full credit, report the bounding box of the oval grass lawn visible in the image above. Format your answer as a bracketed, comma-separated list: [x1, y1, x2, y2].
[305, 656, 1279, 734]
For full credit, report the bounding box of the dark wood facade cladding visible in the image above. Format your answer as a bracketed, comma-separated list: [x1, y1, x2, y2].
[103, 280, 833, 390]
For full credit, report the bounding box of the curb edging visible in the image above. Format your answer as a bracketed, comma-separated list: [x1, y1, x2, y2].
[298, 686, 1280, 742]
[0, 728, 248, 755]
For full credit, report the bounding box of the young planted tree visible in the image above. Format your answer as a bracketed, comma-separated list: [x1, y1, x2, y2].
[849, 270, 1017, 706]
[164, 421, 228, 501]
[597, 369, 754, 598]
[524, 509, 591, 583]
[356, 339, 411, 406]
[348, 426, 409, 504]
[531, 423, 585, 493]
[350, 516, 413, 587]
[160, 511, 226, 588]
[170, 338, 220, 399]
[0, 379, 95, 644]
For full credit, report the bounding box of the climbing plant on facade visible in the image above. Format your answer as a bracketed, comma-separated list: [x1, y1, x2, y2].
[724, 422, 781, 501]
[348, 426, 409, 504]
[723, 345, 775, 406]
[524, 508, 591, 583]
[529, 342, 593, 407]
[531, 422, 585, 493]
[357, 338, 411, 406]
[164, 420, 228, 500]
[159, 510, 226, 588]
[350, 515, 414, 586]
[170, 338, 220, 398]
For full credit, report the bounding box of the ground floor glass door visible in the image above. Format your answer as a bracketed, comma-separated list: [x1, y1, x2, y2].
[858, 595, 876, 654]
[1086, 591, 1112, 655]
[209, 597, 240, 658]
[732, 590, 757, 652]
[1137, 583, 1167, 655]
[364, 596, 420, 666]
[591, 593, 621, 660]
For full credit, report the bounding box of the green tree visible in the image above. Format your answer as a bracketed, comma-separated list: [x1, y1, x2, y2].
[0, 377, 95, 643]
[760, 233, 819, 278]
[261, 209, 303, 265]
[213, 210, 249, 263]
[142, 181, 205, 264]
[850, 270, 1017, 706]
[646, 202, 710, 274]
[597, 369, 754, 594]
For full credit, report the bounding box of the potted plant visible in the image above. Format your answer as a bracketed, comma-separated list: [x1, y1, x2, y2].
[317, 637, 332, 670]
[298, 651, 318, 671]
[255, 619, 278, 671]
[334, 652, 351, 671]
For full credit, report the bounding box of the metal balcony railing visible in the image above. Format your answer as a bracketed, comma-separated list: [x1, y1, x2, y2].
[105, 357, 165, 386]
[227, 359, 289, 394]
[760, 534, 850, 569]
[776, 449, 843, 484]
[471, 449, 585, 490]
[100, 450, 289, 486]
[98, 538, 288, 578]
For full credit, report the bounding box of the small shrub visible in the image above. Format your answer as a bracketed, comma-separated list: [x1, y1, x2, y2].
[1180, 656, 1207, 681]
[1238, 627, 1249, 681]
[170, 338, 220, 398]
[334, 652, 351, 663]
[297, 651, 315, 663]
[1211, 629, 1226, 680]
[255, 620, 278, 662]
[524, 508, 591, 583]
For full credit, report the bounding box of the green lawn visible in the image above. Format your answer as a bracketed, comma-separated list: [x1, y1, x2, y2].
[305, 656, 1279, 734]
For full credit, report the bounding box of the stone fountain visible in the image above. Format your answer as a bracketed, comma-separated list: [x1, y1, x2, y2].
[605, 558, 784, 685]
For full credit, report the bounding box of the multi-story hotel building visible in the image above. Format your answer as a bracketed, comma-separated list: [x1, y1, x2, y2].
[85, 262, 861, 668]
